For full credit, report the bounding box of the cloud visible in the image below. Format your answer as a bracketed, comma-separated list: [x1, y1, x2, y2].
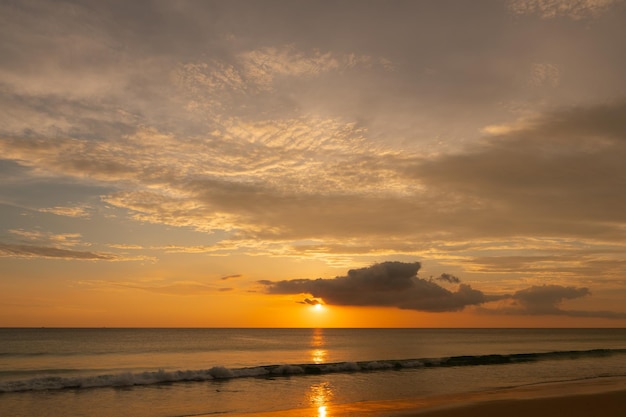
[528, 63, 560, 87]
[0, 243, 115, 260]
[176, 45, 383, 98]
[260, 261, 626, 318]
[79, 279, 221, 296]
[221, 274, 242, 281]
[412, 100, 626, 241]
[237, 45, 378, 90]
[2, 0, 626, 292]
[9, 229, 84, 247]
[107, 244, 145, 250]
[3, 92, 626, 291]
[1, 112, 389, 238]
[508, 0, 621, 19]
[78, 114, 626, 275]
[173, 45, 389, 122]
[511, 284, 590, 314]
[260, 261, 490, 312]
[1, 228, 153, 261]
[436, 273, 461, 284]
[487, 284, 626, 318]
[38, 205, 92, 218]
[298, 298, 321, 305]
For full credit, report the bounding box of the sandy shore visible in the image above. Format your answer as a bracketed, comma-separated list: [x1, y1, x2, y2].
[226, 376, 626, 417]
[402, 389, 626, 417]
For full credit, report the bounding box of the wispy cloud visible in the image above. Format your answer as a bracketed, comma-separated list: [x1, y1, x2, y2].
[221, 274, 242, 281]
[176, 45, 386, 98]
[528, 63, 560, 87]
[2, 230, 153, 261]
[38, 205, 92, 218]
[9, 229, 84, 247]
[107, 243, 145, 250]
[508, 0, 621, 19]
[0, 243, 115, 260]
[238, 46, 379, 90]
[79, 279, 230, 296]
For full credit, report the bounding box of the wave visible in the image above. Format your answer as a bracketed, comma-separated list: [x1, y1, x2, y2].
[1, 348, 624, 393]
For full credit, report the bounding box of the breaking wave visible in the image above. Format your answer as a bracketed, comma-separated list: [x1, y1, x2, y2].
[2, 348, 624, 393]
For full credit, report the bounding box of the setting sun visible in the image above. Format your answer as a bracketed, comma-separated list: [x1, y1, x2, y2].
[314, 304, 323, 311]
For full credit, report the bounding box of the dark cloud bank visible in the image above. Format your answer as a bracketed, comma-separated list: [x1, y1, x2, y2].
[260, 261, 625, 318]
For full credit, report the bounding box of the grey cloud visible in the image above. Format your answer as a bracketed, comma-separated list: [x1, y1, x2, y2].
[491, 284, 626, 319]
[0, 243, 115, 260]
[298, 298, 321, 306]
[261, 261, 626, 318]
[410, 100, 626, 241]
[261, 261, 488, 312]
[221, 274, 242, 281]
[512, 284, 590, 314]
[0, 86, 137, 140]
[183, 178, 419, 237]
[436, 273, 461, 284]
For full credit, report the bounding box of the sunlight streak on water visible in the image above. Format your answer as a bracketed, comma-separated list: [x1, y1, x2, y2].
[309, 381, 333, 415]
[310, 328, 328, 364]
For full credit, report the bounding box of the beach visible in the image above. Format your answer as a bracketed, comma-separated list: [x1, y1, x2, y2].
[399, 376, 626, 417]
[408, 390, 626, 417]
[225, 376, 626, 417]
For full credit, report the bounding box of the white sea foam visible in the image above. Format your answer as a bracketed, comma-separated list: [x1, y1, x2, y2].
[362, 361, 394, 370]
[208, 366, 234, 379]
[321, 361, 360, 372]
[0, 369, 216, 392]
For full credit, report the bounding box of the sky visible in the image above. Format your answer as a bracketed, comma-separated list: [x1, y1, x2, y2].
[1, 0, 626, 327]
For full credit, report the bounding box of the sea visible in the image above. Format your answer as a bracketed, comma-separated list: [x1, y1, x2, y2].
[1, 328, 625, 417]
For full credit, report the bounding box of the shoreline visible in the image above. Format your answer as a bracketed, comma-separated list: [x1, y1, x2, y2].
[226, 375, 626, 417]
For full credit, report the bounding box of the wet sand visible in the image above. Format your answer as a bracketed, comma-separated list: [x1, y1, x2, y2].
[226, 376, 626, 417]
[401, 389, 626, 417]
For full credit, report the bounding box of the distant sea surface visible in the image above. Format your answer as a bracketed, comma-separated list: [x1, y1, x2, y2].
[1, 328, 625, 416]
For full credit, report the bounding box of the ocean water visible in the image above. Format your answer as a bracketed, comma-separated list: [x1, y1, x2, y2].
[1, 328, 625, 416]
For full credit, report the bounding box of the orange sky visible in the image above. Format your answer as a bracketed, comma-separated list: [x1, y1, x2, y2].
[1, 0, 626, 327]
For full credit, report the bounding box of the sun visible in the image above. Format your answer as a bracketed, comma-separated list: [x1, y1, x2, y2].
[314, 303, 323, 311]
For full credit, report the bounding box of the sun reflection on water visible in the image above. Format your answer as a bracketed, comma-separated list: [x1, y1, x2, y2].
[310, 328, 328, 364]
[308, 329, 333, 416]
[309, 382, 333, 417]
